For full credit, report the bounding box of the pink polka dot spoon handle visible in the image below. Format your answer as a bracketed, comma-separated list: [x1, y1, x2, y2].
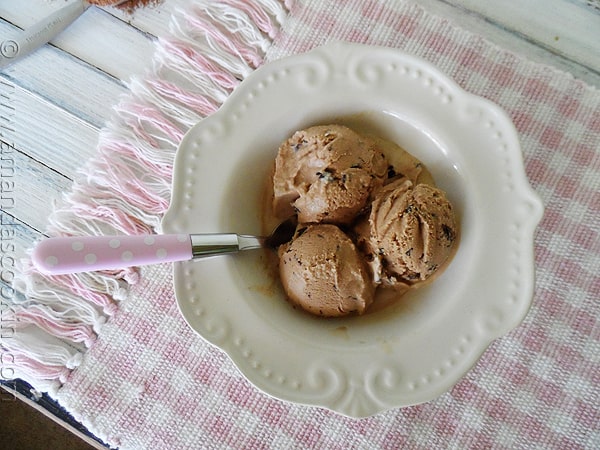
[33, 233, 248, 275]
[31, 219, 297, 275]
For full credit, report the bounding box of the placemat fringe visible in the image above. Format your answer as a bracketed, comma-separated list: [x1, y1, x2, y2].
[5, 0, 289, 394]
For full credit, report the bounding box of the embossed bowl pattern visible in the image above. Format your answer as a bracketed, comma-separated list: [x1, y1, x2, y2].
[162, 42, 544, 417]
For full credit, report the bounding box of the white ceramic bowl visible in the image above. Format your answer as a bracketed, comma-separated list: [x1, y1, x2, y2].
[162, 42, 544, 417]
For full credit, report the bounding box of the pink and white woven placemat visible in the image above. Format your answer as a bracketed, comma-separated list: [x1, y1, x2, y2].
[5, 0, 599, 448]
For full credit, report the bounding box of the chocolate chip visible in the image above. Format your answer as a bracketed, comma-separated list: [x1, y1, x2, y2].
[442, 224, 455, 241]
[316, 168, 335, 182]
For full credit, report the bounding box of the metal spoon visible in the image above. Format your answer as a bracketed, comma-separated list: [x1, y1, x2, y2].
[32, 217, 297, 275]
[0, 0, 129, 70]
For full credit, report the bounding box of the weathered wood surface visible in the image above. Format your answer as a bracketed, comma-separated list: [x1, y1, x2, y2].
[0, 0, 598, 443]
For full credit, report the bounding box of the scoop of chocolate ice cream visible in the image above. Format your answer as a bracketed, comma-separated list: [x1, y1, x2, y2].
[366, 178, 457, 283]
[278, 224, 375, 317]
[272, 125, 387, 225]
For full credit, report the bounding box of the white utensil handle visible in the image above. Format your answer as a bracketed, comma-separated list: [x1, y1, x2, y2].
[32, 234, 193, 275]
[0, 0, 88, 70]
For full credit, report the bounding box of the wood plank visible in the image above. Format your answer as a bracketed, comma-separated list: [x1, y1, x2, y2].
[0, 0, 186, 36]
[0, 0, 190, 80]
[0, 5, 155, 81]
[39, 6, 156, 80]
[0, 0, 61, 23]
[446, 0, 600, 74]
[0, 21, 128, 128]
[418, 0, 600, 87]
[1, 82, 99, 178]
[5, 142, 73, 233]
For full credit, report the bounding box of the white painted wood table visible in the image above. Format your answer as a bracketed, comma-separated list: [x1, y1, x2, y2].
[0, 0, 598, 447]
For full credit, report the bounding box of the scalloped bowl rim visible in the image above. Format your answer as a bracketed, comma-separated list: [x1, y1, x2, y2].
[162, 42, 544, 417]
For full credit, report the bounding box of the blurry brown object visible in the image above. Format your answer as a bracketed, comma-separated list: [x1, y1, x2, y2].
[88, 0, 163, 12]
